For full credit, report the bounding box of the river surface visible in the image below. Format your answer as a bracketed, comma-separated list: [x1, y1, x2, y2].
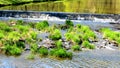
[0, 17, 120, 68]
[0, 49, 120, 68]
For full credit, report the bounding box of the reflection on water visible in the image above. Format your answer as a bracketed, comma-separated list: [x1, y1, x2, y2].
[0, 0, 120, 14]
[0, 49, 120, 68]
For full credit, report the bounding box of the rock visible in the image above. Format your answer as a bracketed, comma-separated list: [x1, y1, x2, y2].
[38, 38, 55, 48]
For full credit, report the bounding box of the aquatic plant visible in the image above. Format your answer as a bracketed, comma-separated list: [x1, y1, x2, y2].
[0, 32, 4, 40]
[49, 29, 62, 40]
[30, 31, 38, 40]
[26, 53, 35, 60]
[82, 41, 95, 49]
[72, 45, 81, 51]
[38, 47, 48, 57]
[17, 25, 30, 33]
[30, 43, 38, 53]
[16, 20, 24, 25]
[35, 20, 49, 31]
[50, 48, 72, 59]
[65, 20, 74, 28]
[3, 44, 22, 56]
[55, 40, 63, 48]
[7, 31, 21, 41]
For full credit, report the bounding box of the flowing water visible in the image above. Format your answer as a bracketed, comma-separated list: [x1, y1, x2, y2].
[0, 16, 120, 68]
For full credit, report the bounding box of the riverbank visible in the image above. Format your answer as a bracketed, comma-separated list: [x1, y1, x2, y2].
[0, 0, 63, 6]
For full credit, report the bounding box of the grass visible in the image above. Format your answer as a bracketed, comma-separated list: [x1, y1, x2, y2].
[35, 20, 49, 31]
[0, 20, 98, 59]
[72, 45, 81, 51]
[82, 41, 95, 49]
[38, 47, 48, 57]
[50, 48, 72, 59]
[49, 29, 62, 40]
[100, 28, 120, 47]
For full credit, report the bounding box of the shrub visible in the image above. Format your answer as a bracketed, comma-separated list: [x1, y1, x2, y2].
[38, 47, 48, 57]
[72, 45, 81, 51]
[50, 48, 72, 59]
[49, 29, 62, 40]
[65, 20, 74, 27]
[35, 21, 49, 31]
[82, 41, 95, 49]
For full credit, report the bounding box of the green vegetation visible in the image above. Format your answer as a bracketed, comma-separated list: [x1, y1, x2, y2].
[72, 45, 81, 51]
[26, 53, 35, 60]
[55, 40, 63, 48]
[49, 29, 62, 40]
[0, 20, 98, 59]
[82, 41, 95, 49]
[38, 47, 48, 57]
[35, 21, 49, 31]
[100, 28, 120, 47]
[0, 0, 62, 5]
[50, 48, 72, 59]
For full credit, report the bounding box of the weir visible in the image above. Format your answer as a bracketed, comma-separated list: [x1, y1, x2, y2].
[0, 10, 119, 20]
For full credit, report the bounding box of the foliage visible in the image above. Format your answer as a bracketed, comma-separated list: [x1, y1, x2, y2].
[72, 45, 81, 51]
[3, 44, 22, 56]
[55, 40, 63, 48]
[65, 20, 74, 28]
[50, 48, 72, 59]
[82, 41, 95, 49]
[38, 47, 48, 57]
[16, 20, 24, 25]
[26, 53, 35, 60]
[35, 21, 49, 31]
[30, 43, 38, 53]
[49, 29, 62, 40]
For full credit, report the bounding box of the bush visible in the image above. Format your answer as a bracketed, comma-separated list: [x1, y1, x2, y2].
[72, 45, 81, 51]
[38, 47, 48, 57]
[35, 21, 49, 31]
[82, 41, 95, 49]
[49, 29, 62, 40]
[50, 48, 72, 59]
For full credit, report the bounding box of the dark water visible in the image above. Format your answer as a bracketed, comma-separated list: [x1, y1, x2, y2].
[0, 0, 120, 14]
